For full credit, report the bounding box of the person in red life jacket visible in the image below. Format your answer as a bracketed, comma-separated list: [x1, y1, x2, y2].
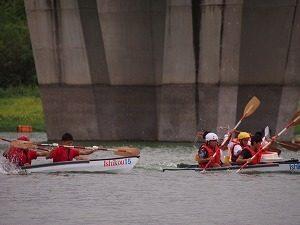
[196, 132, 221, 168]
[236, 132, 263, 165]
[4, 136, 48, 167]
[47, 133, 97, 162]
[228, 132, 251, 163]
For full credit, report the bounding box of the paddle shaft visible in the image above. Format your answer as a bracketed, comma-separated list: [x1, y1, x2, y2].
[39, 143, 140, 156]
[40, 143, 111, 151]
[0, 137, 11, 142]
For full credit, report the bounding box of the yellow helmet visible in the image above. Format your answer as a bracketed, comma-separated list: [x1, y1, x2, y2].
[238, 132, 251, 140]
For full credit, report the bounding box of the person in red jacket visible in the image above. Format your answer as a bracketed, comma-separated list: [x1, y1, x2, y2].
[236, 133, 263, 165]
[4, 136, 48, 167]
[47, 133, 96, 162]
[228, 132, 251, 163]
[197, 132, 221, 168]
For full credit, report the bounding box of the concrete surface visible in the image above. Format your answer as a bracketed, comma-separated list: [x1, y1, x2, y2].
[25, 0, 300, 140]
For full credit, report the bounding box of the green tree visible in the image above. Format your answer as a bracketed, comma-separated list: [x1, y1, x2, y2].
[0, 0, 36, 88]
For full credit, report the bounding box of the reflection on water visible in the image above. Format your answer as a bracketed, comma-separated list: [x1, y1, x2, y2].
[0, 132, 300, 225]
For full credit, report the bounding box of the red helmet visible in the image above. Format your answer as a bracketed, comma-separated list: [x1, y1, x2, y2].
[17, 136, 29, 141]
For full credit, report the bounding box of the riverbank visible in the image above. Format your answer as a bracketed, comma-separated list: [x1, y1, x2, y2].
[0, 86, 45, 131]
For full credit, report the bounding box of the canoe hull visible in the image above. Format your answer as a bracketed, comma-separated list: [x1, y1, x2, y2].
[22, 156, 139, 174]
[163, 160, 300, 173]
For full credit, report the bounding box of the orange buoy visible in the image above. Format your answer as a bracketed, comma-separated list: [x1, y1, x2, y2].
[17, 125, 32, 132]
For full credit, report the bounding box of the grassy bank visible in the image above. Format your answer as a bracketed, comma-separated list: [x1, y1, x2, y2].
[0, 86, 45, 131]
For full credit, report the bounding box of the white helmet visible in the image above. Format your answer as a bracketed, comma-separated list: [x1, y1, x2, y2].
[205, 132, 218, 142]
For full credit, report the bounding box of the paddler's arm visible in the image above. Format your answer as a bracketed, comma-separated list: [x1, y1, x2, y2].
[46, 150, 53, 159]
[196, 149, 210, 163]
[236, 156, 248, 164]
[36, 150, 49, 157]
[236, 150, 251, 164]
[78, 148, 97, 155]
[197, 158, 210, 163]
[220, 132, 233, 150]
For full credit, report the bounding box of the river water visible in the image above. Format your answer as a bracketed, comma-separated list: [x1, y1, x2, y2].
[0, 132, 299, 225]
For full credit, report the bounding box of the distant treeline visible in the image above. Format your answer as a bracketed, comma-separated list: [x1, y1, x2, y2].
[0, 0, 36, 88]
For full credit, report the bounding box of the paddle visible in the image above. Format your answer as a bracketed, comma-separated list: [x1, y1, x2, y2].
[264, 126, 270, 139]
[202, 96, 261, 171]
[275, 141, 300, 151]
[0, 136, 49, 152]
[237, 110, 300, 173]
[39, 143, 140, 157]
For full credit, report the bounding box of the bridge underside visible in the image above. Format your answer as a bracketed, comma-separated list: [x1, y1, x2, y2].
[25, 0, 300, 140]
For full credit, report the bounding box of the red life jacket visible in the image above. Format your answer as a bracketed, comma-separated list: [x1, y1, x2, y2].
[230, 138, 252, 162]
[50, 146, 79, 162]
[6, 147, 37, 166]
[230, 142, 243, 162]
[241, 146, 262, 164]
[198, 144, 221, 168]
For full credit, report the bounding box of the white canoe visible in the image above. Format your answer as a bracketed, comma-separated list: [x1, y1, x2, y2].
[261, 151, 283, 162]
[21, 156, 139, 174]
[163, 159, 300, 173]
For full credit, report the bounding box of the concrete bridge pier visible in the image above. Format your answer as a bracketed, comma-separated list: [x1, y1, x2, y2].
[25, 0, 300, 141]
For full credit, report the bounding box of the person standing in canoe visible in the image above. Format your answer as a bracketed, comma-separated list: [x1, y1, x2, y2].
[3, 136, 48, 167]
[228, 132, 251, 163]
[236, 132, 263, 165]
[196, 132, 222, 168]
[47, 133, 97, 162]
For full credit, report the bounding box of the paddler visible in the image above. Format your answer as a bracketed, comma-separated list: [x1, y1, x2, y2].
[236, 132, 263, 165]
[196, 132, 222, 168]
[47, 133, 97, 162]
[3, 136, 48, 167]
[228, 132, 251, 163]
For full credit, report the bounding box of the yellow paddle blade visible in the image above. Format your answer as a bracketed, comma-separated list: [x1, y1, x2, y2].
[243, 96, 260, 118]
[113, 147, 140, 157]
[10, 140, 36, 149]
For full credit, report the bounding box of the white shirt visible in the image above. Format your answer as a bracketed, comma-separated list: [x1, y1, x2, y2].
[228, 142, 243, 156]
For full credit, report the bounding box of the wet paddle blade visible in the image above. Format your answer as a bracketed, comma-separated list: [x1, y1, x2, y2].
[243, 96, 260, 118]
[0, 137, 11, 142]
[264, 126, 270, 139]
[113, 147, 140, 157]
[10, 140, 36, 149]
